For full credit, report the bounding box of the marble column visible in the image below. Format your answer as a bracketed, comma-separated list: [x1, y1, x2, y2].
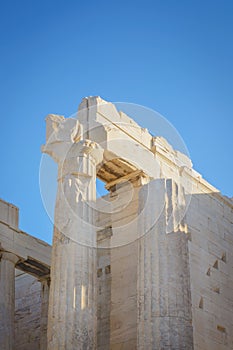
[0, 251, 19, 350]
[137, 179, 193, 349]
[42, 117, 103, 349]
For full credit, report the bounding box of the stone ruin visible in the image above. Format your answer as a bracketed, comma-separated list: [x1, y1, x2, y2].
[0, 96, 233, 349]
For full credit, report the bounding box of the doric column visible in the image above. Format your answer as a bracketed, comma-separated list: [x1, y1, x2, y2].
[42, 116, 103, 349]
[0, 251, 19, 350]
[137, 179, 193, 349]
[39, 277, 50, 350]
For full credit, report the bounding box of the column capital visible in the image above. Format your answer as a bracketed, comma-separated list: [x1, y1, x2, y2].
[59, 140, 104, 180]
[0, 251, 19, 265]
[68, 139, 104, 164]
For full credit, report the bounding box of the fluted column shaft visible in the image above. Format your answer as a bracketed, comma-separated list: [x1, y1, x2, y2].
[0, 251, 19, 350]
[47, 141, 102, 350]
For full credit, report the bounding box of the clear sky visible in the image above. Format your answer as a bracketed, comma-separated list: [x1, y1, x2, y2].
[1, 0, 233, 244]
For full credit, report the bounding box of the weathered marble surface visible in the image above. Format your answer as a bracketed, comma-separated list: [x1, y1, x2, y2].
[0, 252, 19, 350]
[42, 97, 233, 350]
[0, 198, 51, 350]
[0, 96, 232, 350]
[43, 115, 104, 349]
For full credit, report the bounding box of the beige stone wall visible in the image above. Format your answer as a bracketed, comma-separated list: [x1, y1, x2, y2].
[96, 179, 193, 349]
[95, 174, 233, 350]
[110, 242, 138, 350]
[15, 270, 41, 350]
[0, 198, 18, 229]
[96, 245, 111, 349]
[96, 183, 140, 349]
[187, 189, 233, 350]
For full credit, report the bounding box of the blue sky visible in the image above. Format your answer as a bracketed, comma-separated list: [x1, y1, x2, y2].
[1, 0, 232, 244]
